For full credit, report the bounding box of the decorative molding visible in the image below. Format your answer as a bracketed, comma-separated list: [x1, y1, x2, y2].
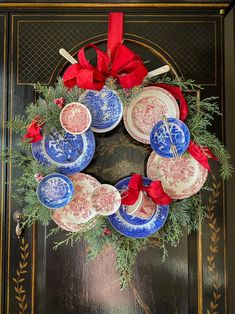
[12, 238, 29, 314]
[206, 175, 222, 314]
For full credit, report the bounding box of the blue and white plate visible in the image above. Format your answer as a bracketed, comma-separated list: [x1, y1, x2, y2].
[37, 173, 74, 209]
[108, 177, 169, 238]
[32, 129, 95, 175]
[150, 118, 190, 158]
[79, 87, 123, 133]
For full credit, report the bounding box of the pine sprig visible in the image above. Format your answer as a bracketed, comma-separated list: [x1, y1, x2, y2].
[185, 95, 233, 179]
[113, 237, 148, 289]
[154, 195, 206, 260]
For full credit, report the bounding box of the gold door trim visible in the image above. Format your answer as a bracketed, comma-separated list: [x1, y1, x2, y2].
[0, 2, 230, 9]
[0, 14, 7, 314]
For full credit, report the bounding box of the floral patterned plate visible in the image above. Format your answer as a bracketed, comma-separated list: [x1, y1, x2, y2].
[37, 173, 74, 209]
[58, 173, 100, 224]
[150, 118, 190, 158]
[32, 129, 95, 175]
[123, 86, 179, 144]
[91, 184, 121, 216]
[79, 87, 123, 133]
[108, 177, 169, 238]
[60, 102, 92, 135]
[52, 211, 97, 232]
[147, 151, 208, 199]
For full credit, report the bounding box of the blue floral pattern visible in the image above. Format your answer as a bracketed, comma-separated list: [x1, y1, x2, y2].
[37, 174, 74, 209]
[150, 118, 190, 158]
[32, 129, 95, 175]
[79, 87, 123, 131]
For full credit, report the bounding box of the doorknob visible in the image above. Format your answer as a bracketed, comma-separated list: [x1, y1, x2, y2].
[13, 211, 24, 238]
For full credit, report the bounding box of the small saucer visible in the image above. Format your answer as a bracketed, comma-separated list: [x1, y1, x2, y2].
[60, 102, 91, 135]
[37, 173, 74, 209]
[150, 117, 190, 158]
[91, 184, 121, 216]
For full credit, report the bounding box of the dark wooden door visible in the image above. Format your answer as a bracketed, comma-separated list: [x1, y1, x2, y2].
[0, 3, 233, 314]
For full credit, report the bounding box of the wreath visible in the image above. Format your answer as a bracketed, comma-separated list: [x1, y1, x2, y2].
[7, 12, 233, 289]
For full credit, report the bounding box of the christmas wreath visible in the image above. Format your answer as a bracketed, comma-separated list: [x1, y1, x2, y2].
[7, 13, 233, 289]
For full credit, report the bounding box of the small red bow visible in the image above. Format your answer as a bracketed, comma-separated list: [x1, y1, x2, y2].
[23, 120, 43, 143]
[63, 13, 147, 91]
[121, 174, 172, 206]
[187, 140, 218, 172]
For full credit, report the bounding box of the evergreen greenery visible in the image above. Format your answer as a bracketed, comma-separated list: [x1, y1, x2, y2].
[5, 76, 233, 289]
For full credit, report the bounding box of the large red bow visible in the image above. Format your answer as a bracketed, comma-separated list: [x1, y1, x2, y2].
[121, 174, 172, 206]
[187, 140, 218, 171]
[63, 13, 147, 90]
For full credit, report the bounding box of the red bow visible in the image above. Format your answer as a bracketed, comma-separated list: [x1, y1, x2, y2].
[121, 174, 172, 206]
[187, 140, 218, 171]
[63, 13, 147, 91]
[153, 83, 188, 121]
[23, 120, 43, 143]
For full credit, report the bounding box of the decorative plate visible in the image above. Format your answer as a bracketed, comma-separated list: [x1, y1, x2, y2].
[58, 173, 100, 224]
[150, 118, 190, 158]
[52, 211, 97, 232]
[37, 173, 74, 209]
[108, 177, 169, 238]
[123, 86, 180, 144]
[79, 86, 123, 133]
[91, 184, 121, 216]
[60, 102, 92, 135]
[32, 129, 95, 175]
[147, 151, 208, 199]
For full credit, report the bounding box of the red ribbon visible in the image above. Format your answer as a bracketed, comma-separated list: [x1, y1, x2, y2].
[121, 174, 172, 206]
[153, 83, 188, 121]
[187, 140, 218, 172]
[23, 120, 43, 143]
[63, 13, 148, 90]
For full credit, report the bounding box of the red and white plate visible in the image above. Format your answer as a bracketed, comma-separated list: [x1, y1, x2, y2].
[123, 86, 179, 144]
[54, 173, 100, 224]
[60, 102, 91, 135]
[91, 184, 121, 216]
[147, 151, 208, 199]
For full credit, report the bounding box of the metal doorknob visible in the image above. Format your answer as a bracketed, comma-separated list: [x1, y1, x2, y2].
[13, 211, 24, 238]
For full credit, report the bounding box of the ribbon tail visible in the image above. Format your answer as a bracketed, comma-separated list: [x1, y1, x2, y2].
[107, 12, 123, 57]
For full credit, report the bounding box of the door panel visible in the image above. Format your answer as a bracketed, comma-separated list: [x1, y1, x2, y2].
[2, 10, 227, 314]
